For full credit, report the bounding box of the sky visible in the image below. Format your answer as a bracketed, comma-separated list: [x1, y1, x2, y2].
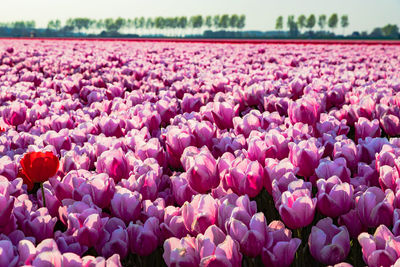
[1, 0, 399, 33]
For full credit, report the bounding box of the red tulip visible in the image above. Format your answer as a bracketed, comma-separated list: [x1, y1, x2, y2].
[18, 168, 33, 191]
[20, 152, 59, 195]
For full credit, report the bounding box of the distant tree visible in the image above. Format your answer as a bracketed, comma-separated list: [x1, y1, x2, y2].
[115, 17, 126, 32]
[47, 20, 54, 29]
[178, 16, 188, 36]
[145, 17, 154, 35]
[65, 18, 75, 31]
[328, 13, 338, 33]
[189, 15, 203, 34]
[287, 15, 299, 36]
[297, 15, 306, 33]
[103, 18, 124, 32]
[275, 16, 283, 31]
[12, 21, 26, 29]
[381, 24, 399, 38]
[229, 14, 239, 31]
[370, 27, 383, 38]
[64, 18, 91, 32]
[340, 15, 349, 35]
[318, 15, 327, 31]
[146, 17, 154, 29]
[25, 21, 36, 29]
[154, 17, 165, 34]
[96, 19, 105, 31]
[126, 19, 134, 29]
[138, 17, 145, 29]
[205, 15, 212, 29]
[219, 14, 230, 29]
[306, 14, 316, 32]
[213, 15, 221, 29]
[237, 15, 246, 30]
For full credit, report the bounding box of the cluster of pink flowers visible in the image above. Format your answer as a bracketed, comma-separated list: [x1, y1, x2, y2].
[1, 40, 400, 266]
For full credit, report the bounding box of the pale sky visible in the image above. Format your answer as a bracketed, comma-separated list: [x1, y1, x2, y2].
[1, 0, 399, 33]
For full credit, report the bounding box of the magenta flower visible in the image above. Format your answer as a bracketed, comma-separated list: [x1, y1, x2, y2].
[110, 186, 141, 224]
[2, 101, 27, 127]
[96, 218, 129, 259]
[165, 126, 195, 169]
[316, 176, 353, 218]
[224, 156, 264, 198]
[288, 97, 319, 125]
[128, 217, 160, 256]
[381, 113, 400, 137]
[182, 194, 218, 235]
[261, 220, 301, 267]
[309, 217, 350, 265]
[278, 188, 317, 229]
[358, 225, 400, 267]
[96, 149, 130, 183]
[355, 117, 381, 141]
[211, 102, 238, 130]
[183, 146, 219, 193]
[196, 225, 242, 267]
[314, 157, 351, 183]
[289, 138, 324, 177]
[0, 240, 18, 267]
[160, 206, 189, 240]
[228, 212, 268, 257]
[163, 236, 199, 267]
[356, 186, 394, 228]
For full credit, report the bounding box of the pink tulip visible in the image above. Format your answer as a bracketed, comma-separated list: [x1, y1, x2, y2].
[0, 240, 18, 267]
[110, 186, 141, 224]
[356, 186, 394, 228]
[163, 236, 199, 267]
[289, 138, 324, 177]
[96, 149, 129, 183]
[96, 116, 125, 138]
[261, 220, 301, 267]
[288, 97, 319, 125]
[165, 126, 195, 169]
[355, 117, 381, 141]
[196, 225, 242, 267]
[127, 217, 160, 256]
[278, 188, 317, 229]
[337, 209, 366, 238]
[309, 217, 350, 265]
[2, 101, 27, 127]
[170, 172, 197, 206]
[182, 194, 218, 235]
[358, 225, 400, 267]
[136, 138, 166, 167]
[381, 114, 400, 137]
[228, 212, 268, 257]
[316, 176, 353, 217]
[96, 218, 128, 258]
[314, 157, 351, 183]
[224, 157, 264, 198]
[182, 146, 219, 193]
[160, 206, 189, 240]
[22, 208, 57, 243]
[333, 136, 358, 170]
[211, 102, 238, 130]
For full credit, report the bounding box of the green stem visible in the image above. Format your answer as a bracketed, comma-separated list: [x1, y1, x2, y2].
[41, 182, 46, 208]
[296, 228, 302, 239]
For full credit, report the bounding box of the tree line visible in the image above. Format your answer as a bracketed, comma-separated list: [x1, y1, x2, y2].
[47, 15, 246, 34]
[275, 14, 349, 35]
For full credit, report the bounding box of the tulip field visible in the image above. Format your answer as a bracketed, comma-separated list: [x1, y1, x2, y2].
[1, 39, 400, 267]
